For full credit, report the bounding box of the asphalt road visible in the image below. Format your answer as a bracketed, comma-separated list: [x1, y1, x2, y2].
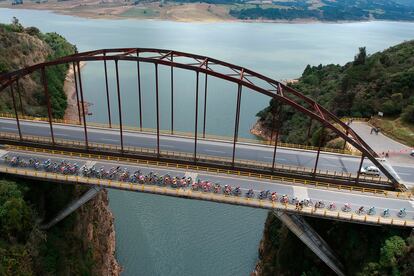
[350, 121, 414, 186]
[350, 122, 411, 154]
[1, 149, 413, 223]
[1, 118, 413, 184]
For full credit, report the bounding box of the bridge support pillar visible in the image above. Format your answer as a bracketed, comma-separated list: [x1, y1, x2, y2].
[273, 211, 345, 276]
[40, 186, 103, 230]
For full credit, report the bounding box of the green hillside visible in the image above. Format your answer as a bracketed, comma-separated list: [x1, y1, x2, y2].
[230, 0, 414, 21]
[0, 18, 76, 118]
[256, 40, 414, 146]
[0, 21, 99, 275]
[256, 212, 414, 275]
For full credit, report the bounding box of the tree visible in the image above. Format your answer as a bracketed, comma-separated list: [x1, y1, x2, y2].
[0, 61, 9, 73]
[402, 105, 414, 124]
[11, 17, 23, 32]
[381, 100, 396, 115]
[25, 26, 40, 37]
[354, 47, 367, 65]
[0, 180, 33, 241]
[379, 236, 406, 269]
[359, 236, 408, 275]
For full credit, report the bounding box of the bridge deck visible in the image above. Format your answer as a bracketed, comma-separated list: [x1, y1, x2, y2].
[1, 147, 413, 228]
[1, 117, 409, 188]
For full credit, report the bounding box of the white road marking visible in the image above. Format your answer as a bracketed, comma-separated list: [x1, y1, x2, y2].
[0, 150, 9, 158]
[293, 186, 309, 200]
[382, 161, 402, 181]
[397, 172, 412, 176]
[323, 164, 340, 167]
[263, 156, 287, 161]
[205, 149, 225, 154]
[162, 145, 176, 148]
[100, 138, 119, 142]
[1, 127, 17, 131]
[185, 172, 198, 180]
[85, 161, 97, 169]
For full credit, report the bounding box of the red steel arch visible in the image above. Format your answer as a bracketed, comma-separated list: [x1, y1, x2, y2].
[0, 48, 400, 188]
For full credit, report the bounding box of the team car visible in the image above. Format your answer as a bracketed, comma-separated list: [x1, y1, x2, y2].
[360, 166, 380, 176]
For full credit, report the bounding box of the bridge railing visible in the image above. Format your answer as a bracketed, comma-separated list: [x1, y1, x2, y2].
[5, 143, 411, 200]
[0, 165, 412, 227]
[0, 113, 357, 155]
[0, 131, 393, 187]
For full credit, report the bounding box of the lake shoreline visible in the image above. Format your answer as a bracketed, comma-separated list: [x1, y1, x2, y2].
[3, 9, 412, 275]
[63, 62, 89, 122]
[63, 64, 122, 275]
[2, 6, 414, 25]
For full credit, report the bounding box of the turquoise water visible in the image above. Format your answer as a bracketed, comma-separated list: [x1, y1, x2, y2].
[1, 9, 414, 275]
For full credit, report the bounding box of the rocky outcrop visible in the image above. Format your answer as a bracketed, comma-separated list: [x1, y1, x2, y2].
[0, 27, 51, 113]
[251, 212, 283, 276]
[250, 120, 276, 142]
[1, 22, 120, 275]
[63, 62, 89, 121]
[74, 188, 122, 275]
[59, 40, 119, 276]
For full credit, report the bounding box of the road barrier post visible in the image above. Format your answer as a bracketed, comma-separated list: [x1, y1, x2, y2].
[103, 52, 112, 128]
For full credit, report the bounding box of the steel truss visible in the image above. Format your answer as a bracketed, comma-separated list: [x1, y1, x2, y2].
[0, 48, 400, 189]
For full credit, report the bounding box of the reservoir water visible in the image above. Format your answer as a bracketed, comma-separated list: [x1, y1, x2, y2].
[1, 9, 413, 275]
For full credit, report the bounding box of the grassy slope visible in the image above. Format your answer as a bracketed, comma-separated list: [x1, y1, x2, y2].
[370, 117, 414, 147]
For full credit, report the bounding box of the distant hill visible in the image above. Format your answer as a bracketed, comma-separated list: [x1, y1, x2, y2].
[3, 0, 414, 22]
[229, 0, 414, 21]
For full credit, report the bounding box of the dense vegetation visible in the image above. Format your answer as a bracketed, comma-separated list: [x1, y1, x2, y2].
[0, 178, 96, 275]
[255, 46, 413, 276]
[229, 0, 414, 21]
[257, 212, 414, 275]
[256, 40, 414, 146]
[0, 20, 98, 275]
[0, 18, 76, 118]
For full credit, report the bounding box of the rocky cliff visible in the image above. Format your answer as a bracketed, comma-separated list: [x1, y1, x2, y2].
[0, 19, 121, 275]
[74, 188, 122, 275]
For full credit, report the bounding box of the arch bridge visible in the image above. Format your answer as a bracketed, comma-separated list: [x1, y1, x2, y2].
[0, 48, 402, 191]
[1, 49, 413, 276]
